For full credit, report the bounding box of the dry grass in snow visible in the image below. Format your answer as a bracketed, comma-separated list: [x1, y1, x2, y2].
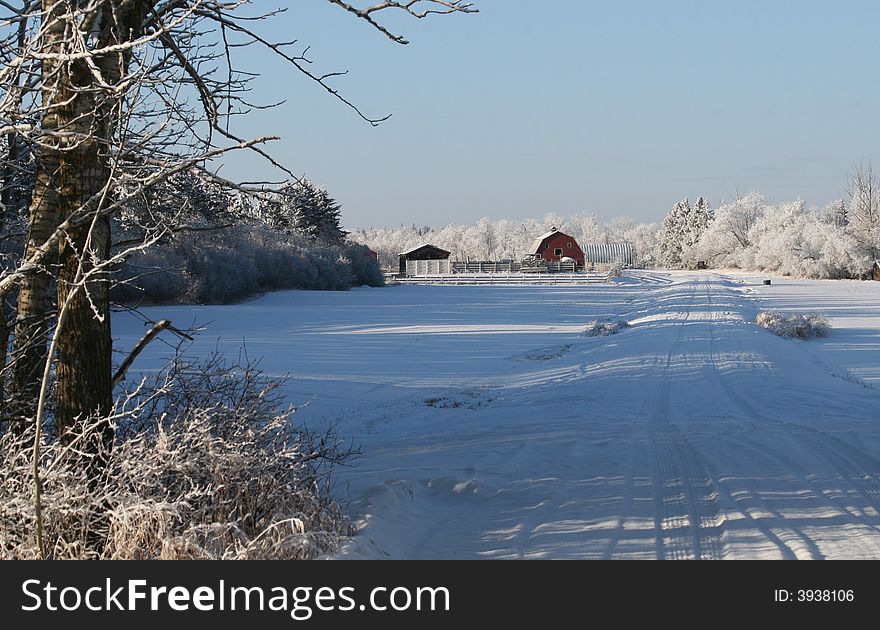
[756, 311, 831, 340]
[583, 319, 631, 337]
[0, 352, 355, 559]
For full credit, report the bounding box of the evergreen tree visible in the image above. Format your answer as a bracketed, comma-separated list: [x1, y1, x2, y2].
[680, 196, 711, 267]
[309, 186, 347, 245]
[688, 196, 712, 247]
[264, 178, 347, 245]
[660, 198, 690, 268]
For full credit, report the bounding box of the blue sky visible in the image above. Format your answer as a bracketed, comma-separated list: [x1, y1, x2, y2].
[220, 1, 880, 227]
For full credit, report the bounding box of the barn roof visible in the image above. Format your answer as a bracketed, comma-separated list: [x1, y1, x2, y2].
[529, 227, 572, 253]
[399, 243, 451, 257]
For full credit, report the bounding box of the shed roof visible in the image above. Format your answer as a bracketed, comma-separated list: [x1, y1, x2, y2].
[399, 243, 451, 257]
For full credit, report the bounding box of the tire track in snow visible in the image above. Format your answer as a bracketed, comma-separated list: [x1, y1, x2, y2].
[700, 282, 805, 559]
[732, 433, 879, 558]
[784, 426, 880, 519]
[602, 441, 641, 559]
[704, 280, 880, 534]
[648, 283, 726, 560]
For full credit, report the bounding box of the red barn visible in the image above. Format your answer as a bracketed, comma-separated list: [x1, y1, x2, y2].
[530, 227, 585, 266]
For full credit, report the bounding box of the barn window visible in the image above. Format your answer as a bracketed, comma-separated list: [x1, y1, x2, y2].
[554, 248, 563, 256]
[567, 242, 572, 248]
[544, 243, 549, 249]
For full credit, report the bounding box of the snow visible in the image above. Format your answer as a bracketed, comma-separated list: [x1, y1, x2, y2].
[114, 271, 880, 559]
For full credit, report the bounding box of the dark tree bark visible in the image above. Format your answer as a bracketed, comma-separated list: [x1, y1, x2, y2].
[7, 2, 65, 431]
[10, 1, 152, 443]
[53, 2, 152, 442]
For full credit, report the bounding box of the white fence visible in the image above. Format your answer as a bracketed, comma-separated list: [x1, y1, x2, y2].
[452, 261, 581, 273]
[393, 271, 614, 285]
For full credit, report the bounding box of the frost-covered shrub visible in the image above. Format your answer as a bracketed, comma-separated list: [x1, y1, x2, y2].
[344, 243, 385, 287]
[583, 319, 630, 337]
[756, 311, 831, 340]
[114, 224, 383, 305]
[0, 353, 355, 560]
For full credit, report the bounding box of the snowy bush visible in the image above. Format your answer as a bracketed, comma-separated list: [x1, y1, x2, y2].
[114, 224, 383, 305]
[756, 311, 831, 340]
[344, 243, 385, 287]
[583, 319, 631, 337]
[112, 172, 383, 305]
[0, 353, 355, 559]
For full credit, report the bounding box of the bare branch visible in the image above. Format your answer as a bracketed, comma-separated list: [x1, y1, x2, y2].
[326, 0, 477, 44]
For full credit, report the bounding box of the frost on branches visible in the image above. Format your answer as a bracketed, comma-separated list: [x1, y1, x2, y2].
[262, 179, 348, 246]
[693, 193, 873, 279]
[113, 173, 383, 305]
[0, 352, 356, 559]
[659, 197, 712, 269]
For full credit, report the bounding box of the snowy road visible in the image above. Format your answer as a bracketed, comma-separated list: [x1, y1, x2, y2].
[116, 272, 880, 559]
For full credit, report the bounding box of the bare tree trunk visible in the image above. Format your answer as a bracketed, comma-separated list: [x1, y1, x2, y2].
[9, 1, 148, 441]
[54, 150, 113, 444]
[52, 2, 149, 442]
[9, 167, 61, 429]
[7, 3, 65, 432]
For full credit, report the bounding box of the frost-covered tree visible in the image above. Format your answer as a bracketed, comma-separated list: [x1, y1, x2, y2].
[694, 192, 766, 268]
[748, 200, 871, 278]
[606, 217, 635, 243]
[680, 196, 711, 268]
[476, 217, 497, 260]
[308, 188, 347, 245]
[542, 212, 569, 233]
[660, 198, 690, 268]
[847, 163, 880, 260]
[570, 213, 605, 244]
[630, 223, 662, 267]
[821, 198, 848, 228]
[749, 200, 807, 273]
[119, 171, 246, 234]
[689, 197, 712, 242]
[492, 219, 515, 260]
[263, 179, 347, 245]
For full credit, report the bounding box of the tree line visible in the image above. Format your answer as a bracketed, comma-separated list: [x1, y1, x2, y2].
[355, 166, 880, 281]
[660, 165, 880, 279]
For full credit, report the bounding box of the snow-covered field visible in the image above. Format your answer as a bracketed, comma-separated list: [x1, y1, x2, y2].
[115, 271, 880, 559]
